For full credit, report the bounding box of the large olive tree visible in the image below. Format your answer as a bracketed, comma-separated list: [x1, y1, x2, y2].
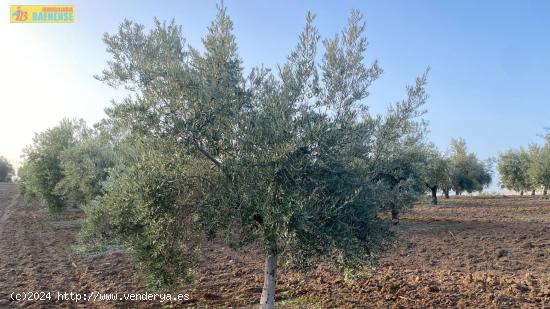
[88, 5, 429, 307]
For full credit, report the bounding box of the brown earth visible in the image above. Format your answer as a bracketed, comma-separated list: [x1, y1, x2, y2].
[0, 183, 549, 308]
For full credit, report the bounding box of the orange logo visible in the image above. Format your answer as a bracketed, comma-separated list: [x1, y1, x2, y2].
[12, 6, 28, 21]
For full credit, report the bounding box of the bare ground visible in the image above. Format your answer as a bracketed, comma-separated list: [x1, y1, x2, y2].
[0, 183, 549, 308]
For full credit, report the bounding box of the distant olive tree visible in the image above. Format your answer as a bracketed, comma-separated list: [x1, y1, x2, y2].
[54, 132, 115, 207]
[84, 5, 429, 307]
[423, 145, 451, 204]
[498, 148, 533, 195]
[449, 138, 492, 195]
[19, 119, 89, 212]
[529, 138, 550, 196]
[0, 156, 14, 182]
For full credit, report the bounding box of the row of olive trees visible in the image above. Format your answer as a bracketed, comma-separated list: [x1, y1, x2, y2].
[0, 156, 15, 182]
[423, 138, 493, 205]
[18, 119, 115, 212]
[498, 135, 550, 195]
[19, 5, 441, 308]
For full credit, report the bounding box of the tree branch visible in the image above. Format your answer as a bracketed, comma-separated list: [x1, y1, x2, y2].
[193, 139, 222, 167]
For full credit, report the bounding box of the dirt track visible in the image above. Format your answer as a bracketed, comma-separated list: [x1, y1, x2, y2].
[0, 183, 549, 308]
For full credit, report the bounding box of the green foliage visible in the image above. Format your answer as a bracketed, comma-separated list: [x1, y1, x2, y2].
[79, 139, 207, 288]
[449, 138, 492, 194]
[19, 119, 89, 212]
[81, 5, 429, 293]
[0, 156, 14, 182]
[19, 119, 115, 211]
[54, 134, 115, 207]
[498, 148, 533, 193]
[422, 145, 452, 203]
[528, 140, 550, 192]
[17, 164, 33, 198]
[370, 134, 428, 213]
[498, 134, 550, 195]
[423, 145, 451, 190]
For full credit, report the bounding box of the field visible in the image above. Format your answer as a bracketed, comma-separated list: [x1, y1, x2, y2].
[0, 183, 549, 308]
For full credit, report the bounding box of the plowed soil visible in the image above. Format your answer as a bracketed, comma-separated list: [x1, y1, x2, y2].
[0, 183, 549, 308]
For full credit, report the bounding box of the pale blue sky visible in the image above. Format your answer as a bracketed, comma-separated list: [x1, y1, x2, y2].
[2, 1, 550, 191]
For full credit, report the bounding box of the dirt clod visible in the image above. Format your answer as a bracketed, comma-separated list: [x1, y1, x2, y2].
[496, 248, 508, 258]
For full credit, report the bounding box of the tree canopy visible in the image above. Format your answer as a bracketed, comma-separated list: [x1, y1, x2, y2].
[82, 5, 430, 306]
[498, 148, 532, 194]
[528, 137, 550, 195]
[448, 138, 492, 195]
[423, 145, 451, 204]
[0, 156, 14, 182]
[19, 119, 89, 212]
[497, 133, 550, 196]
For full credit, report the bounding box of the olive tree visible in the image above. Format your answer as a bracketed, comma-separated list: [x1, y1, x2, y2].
[0, 156, 14, 182]
[423, 145, 451, 204]
[54, 131, 115, 207]
[529, 140, 550, 196]
[78, 137, 207, 286]
[369, 111, 428, 223]
[498, 148, 533, 195]
[88, 5, 429, 307]
[19, 119, 89, 212]
[449, 138, 492, 195]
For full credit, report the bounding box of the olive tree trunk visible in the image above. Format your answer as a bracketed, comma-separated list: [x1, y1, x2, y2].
[391, 208, 399, 225]
[431, 186, 438, 205]
[520, 190, 524, 196]
[260, 253, 277, 309]
[444, 188, 450, 199]
[531, 190, 536, 196]
[544, 185, 548, 196]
